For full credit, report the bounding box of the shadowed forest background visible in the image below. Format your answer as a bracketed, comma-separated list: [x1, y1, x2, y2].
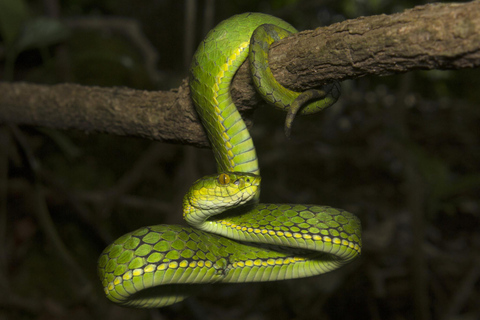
[1, 0, 479, 319]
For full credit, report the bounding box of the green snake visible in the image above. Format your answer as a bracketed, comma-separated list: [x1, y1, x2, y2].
[98, 13, 361, 308]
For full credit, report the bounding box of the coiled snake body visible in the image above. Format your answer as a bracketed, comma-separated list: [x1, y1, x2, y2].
[98, 13, 361, 308]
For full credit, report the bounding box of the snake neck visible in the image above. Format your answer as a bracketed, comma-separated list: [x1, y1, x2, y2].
[182, 197, 218, 227]
[199, 99, 259, 175]
[190, 21, 260, 175]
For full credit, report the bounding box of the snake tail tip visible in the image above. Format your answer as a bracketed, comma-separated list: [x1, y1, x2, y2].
[284, 112, 297, 138]
[284, 126, 292, 139]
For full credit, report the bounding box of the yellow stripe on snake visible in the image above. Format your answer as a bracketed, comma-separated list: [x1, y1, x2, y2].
[98, 12, 361, 308]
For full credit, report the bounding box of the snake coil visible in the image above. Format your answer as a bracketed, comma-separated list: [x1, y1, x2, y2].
[98, 13, 361, 308]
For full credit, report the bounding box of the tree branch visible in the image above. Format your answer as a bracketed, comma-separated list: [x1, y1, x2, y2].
[269, 1, 480, 89]
[0, 1, 479, 147]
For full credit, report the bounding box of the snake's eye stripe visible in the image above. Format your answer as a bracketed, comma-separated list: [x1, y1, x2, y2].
[218, 173, 230, 185]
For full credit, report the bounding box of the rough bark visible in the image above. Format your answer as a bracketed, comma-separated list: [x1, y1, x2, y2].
[0, 1, 479, 147]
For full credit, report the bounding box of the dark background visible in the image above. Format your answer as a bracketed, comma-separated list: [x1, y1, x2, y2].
[1, 0, 479, 319]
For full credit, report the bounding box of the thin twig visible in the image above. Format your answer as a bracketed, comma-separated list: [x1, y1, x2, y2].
[444, 256, 480, 319]
[99, 143, 174, 217]
[9, 126, 92, 296]
[0, 127, 10, 291]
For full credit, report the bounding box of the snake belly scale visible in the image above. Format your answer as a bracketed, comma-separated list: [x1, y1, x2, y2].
[98, 13, 361, 308]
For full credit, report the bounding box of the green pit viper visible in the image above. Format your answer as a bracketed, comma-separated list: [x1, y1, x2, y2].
[98, 12, 361, 308]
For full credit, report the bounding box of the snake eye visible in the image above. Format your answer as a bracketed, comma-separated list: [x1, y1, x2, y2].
[218, 173, 230, 185]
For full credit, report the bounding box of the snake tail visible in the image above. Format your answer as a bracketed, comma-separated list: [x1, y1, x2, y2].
[248, 23, 341, 135]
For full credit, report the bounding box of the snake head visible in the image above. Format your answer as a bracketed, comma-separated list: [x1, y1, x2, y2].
[183, 172, 261, 223]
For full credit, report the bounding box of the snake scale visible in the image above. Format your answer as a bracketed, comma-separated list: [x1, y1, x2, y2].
[98, 13, 361, 308]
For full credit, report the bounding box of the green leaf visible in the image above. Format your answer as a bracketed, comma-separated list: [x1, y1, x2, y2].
[14, 17, 70, 53]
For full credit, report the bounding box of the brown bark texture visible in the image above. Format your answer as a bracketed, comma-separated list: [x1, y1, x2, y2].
[0, 1, 479, 148]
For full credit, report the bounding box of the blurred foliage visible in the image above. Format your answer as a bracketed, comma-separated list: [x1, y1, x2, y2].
[66, 28, 153, 88]
[1, 0, 479, 320]
[0, 0, 30, 45]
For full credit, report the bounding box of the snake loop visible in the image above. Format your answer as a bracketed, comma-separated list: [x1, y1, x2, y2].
[248, 23, 340, 136]
[98, 12, 361, 308]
